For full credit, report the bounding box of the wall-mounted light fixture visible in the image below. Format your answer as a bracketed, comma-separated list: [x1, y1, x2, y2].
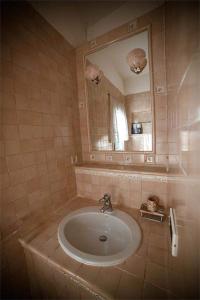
[126, 48, 147, 75]
[85, 63, 102, 85]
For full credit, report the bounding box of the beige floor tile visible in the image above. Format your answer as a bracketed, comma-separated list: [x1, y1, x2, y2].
[115, 272, 143, 299]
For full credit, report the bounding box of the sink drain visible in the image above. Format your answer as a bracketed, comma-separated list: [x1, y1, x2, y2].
[99, 235, 107, 242]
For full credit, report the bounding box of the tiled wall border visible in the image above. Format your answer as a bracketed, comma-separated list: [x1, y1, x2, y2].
[75, 167, 168, 183]
[75, 166, 186, 182]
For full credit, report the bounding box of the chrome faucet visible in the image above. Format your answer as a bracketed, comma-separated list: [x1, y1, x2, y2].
[99, 193, 113, 213]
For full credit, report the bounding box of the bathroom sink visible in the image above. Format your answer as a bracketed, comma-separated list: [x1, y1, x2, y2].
[58, 206, 141, 266]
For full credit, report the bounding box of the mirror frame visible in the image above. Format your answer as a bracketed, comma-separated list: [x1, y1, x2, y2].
[83, 25, 155, 154]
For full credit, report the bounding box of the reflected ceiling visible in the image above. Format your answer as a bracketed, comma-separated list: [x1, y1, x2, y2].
[30, 1, 163, 46]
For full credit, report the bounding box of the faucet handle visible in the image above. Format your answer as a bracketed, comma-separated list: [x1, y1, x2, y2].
[99, 193, 111, 203]
[99, 197, 104, 203]
[99, 193, 113, 213]
[103, 193, 111, 200]
[103, 194, 112, 206]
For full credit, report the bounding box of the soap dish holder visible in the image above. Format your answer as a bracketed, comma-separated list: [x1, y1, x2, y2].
[139, 203, 165, 222]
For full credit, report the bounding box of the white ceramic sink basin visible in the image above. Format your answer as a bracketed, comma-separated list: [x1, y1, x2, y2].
[58, 206, 141, 266]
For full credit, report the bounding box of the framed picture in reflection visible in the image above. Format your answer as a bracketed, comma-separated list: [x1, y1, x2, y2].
[131, 122, 143, 134]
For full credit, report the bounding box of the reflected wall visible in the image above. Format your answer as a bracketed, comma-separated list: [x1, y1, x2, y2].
[76, 5, 167, 165]
[85, 29, 153, 153]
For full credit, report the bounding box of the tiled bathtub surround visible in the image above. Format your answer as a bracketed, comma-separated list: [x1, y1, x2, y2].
[75, 165, 168, 209]
[20, 197, 182, 300]
[1, 1, 81, 298]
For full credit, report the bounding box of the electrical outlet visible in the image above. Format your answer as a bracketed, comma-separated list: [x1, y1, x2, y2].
[145, 155, 154, 164]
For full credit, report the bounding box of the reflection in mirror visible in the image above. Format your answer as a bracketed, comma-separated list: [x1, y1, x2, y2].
[85, 29, 153, 152]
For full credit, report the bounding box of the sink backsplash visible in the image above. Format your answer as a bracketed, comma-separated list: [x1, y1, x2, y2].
[75, 166, 168, 209]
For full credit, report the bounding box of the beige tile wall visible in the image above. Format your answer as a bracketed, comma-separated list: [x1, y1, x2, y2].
[75, 168, 168, 209]
[166, 2, 200, 298]
[1, 1, 81, 298]
[76, 5, 168, 166]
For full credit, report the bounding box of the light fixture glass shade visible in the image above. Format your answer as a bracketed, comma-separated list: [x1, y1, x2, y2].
[126, 48, 147, 74]
[85, 63, 102, 84]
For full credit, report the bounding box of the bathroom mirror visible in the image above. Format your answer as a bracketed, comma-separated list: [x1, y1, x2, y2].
[85, 28, 154, 152]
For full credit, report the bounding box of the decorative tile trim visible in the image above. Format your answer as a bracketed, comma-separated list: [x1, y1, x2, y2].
[75, 167, 168, 182]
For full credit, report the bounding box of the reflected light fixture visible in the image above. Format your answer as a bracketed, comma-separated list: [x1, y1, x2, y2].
[85, 63, 102, 84]
[127, 48, 147, 74]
